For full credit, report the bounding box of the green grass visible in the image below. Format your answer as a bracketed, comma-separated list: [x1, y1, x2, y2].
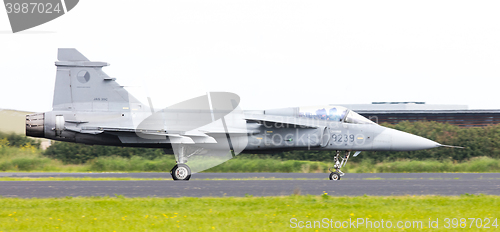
[357, 156, 500, 173]
[0, 146, 89, 172]
[208, 156, 500, 173]
[89, 156, 176, 172]
[205, 158, 330, 173]
[3, 145, 500, 173]
[89, 155, 331, 173]
[0, 195, 499, 231]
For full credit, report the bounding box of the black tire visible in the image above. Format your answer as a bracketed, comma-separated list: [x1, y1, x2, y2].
[329, 172, 341, 181]
[171, 164, 191, 181]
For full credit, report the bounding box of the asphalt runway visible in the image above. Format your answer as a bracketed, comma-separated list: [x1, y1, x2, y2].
[1, 173, 499, 198]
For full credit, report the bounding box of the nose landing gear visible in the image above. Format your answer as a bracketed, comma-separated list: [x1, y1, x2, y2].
[329, 151, 355, 181]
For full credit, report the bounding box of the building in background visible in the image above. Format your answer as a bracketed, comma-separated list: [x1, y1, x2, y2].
[339, 102, 500, 127]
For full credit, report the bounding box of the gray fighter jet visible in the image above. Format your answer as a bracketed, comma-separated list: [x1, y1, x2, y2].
[26, 49, 459, 181]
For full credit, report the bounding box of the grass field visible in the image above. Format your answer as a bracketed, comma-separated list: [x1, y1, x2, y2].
[0, 195, 498, 231]
[3, 145, 500, 173]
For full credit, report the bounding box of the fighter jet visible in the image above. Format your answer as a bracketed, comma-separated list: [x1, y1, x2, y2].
[26, 49, 459, 181]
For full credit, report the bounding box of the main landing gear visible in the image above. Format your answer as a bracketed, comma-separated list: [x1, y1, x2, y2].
[329, 151, 351, 181]
[169, 146, 206, 181]
[171, 163, 191, 180]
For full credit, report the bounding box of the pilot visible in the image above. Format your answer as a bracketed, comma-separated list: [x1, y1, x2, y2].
[316, 108, 327, 120]
[329, 108, 339, 121]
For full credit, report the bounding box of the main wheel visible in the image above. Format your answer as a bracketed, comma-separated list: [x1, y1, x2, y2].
[329, 172, 341, 181]
[171, 164, 191, 181]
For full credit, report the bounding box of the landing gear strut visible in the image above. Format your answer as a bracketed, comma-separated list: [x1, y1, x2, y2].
[329, 151, 351, 181]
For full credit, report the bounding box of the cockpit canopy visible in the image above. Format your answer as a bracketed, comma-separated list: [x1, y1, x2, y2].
[298, 106, 375, 124]
[344, 110, 376, 124]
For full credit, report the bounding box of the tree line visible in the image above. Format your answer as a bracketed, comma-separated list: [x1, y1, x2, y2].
[2, 121, 499, 164]
[277, 121, 500, 162]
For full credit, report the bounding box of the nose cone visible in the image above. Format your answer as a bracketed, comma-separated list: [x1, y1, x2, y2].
[374, 128, 441, 151]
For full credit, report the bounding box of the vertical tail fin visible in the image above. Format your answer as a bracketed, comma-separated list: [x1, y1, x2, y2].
[53, 48, 139, 111]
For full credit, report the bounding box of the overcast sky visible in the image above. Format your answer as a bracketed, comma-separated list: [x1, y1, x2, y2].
[1, 0, 500, 112]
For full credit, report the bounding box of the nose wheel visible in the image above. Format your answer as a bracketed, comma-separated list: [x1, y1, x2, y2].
[329, 171, 341, 181]
[171, 164, 191, 181]
[329, 151, 352, 181]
